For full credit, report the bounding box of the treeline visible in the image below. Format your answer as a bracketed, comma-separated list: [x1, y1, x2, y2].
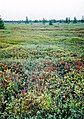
[4, 18, 84, 24]
[0, 16, 84, 29]
[4, 16, 84, 24]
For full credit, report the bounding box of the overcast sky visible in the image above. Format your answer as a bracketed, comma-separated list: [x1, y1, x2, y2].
[0, 0, 84, 20]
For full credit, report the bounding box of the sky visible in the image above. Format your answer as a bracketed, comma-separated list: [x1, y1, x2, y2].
[0, 0, 84, 20]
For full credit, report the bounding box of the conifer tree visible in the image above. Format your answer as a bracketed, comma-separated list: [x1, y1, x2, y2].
[25, 16, 29, 23]
[42, 18, 46, 25]
[0, 16, 4, 29]
[73, 17, 77, 23]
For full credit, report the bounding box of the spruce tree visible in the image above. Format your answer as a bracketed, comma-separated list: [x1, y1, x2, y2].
[73, 17, 77, 23]
[65, 17, 69, 23]
[25, 16, 29, 23]
[42, 18, 46, 25]
[0, 17, 4, 29]
[81, 16, 84, 23]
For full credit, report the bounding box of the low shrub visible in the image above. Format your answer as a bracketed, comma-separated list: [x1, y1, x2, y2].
[0, 60, 84, 118]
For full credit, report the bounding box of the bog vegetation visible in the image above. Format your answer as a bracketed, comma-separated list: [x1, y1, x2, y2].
[0, 20, 84, 119]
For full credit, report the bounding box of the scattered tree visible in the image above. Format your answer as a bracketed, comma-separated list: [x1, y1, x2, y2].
[65, 17, 68, 23]
[25, 16, 29, 23]
[68, 17, 71, 22]
[0, 16, 5, 29]
[81, 16, 84, 23]
[42, 18, 46, 25]
[73, 17, 77, 23]
[65, 17, 70, 23]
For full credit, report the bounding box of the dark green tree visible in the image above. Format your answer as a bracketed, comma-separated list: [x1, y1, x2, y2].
[25, 16, 29, 23]
[49, 20, 53, 25]
[68, 17, 71, 23]
[42, 18, 46, 25]
[0, 17, 5, 29]
[65, 17, 71, 23]
[73, 17, 77, 23]
[81, 16, 84, 23]
[65, 17, 69, 23]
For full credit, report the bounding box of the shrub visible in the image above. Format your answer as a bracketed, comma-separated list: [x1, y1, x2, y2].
[0, 60, 84, 118]
[49, 20, 53, 25]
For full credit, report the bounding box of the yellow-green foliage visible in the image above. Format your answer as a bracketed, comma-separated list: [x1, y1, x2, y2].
[39, 93, 52, 110]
